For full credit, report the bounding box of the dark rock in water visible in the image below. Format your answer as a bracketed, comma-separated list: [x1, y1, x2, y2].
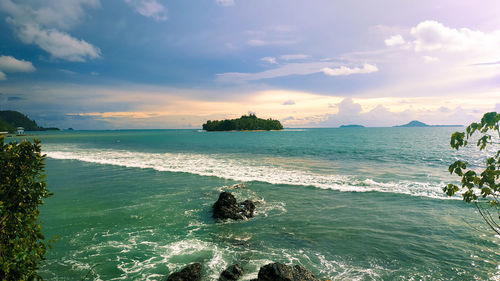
[167, 263, 202, 281]
[219, 264, 244, 281]
[256, 263, 318, 281]
[240, 200, 256, 218]
[213, 192, 255, 220]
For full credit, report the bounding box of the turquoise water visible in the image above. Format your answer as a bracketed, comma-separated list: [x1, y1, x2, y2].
[17, 128, 499, 280]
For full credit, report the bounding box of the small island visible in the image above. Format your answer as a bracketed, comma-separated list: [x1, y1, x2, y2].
[0, 110, 59, 133]
[202, 114, 283, 131]
[394, 120, 462, 127]
[340, 124, 365, 128]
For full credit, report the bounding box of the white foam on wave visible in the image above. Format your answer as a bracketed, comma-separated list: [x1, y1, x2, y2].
[157, 239, 230, 280]
[45, 146, 457, 200]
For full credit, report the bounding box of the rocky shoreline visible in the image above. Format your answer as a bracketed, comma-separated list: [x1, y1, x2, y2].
[166, 190, 324, 281]
[167, 262, 323, 281]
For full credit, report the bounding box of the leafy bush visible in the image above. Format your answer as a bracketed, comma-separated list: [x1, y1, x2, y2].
[0, 136, 53, 280]
[444, 112, 500, 234]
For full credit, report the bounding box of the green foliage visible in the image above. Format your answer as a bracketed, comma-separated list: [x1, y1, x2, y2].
[0, 111, 59, 133]
[0, 119, 15, 133]
[443, 112, 500, 233]
[0, 111, 40, 132]
[0, 136, 53, 280]
[202, 114, 283, 131]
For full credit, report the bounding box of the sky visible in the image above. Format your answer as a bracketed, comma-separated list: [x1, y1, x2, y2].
[0, 0, 499, 129]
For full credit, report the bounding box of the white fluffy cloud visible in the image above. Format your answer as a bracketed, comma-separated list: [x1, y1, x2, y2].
[0, 55, 35, 72]
[384, 35, 405, 46]
[386, 20, 500, 64]
[124, 0, 167, 21]
[0, 55, 35, 80]
[321, 64, 378, 76]
[11, 22, 101, 62]
[0, 0, 101, 62]
[411, 20, 500, 54]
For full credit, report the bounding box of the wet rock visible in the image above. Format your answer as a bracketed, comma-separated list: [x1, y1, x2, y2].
[256, 262, 318, 281]
[239, 200, 256, 218]
[213, 192, 255, 220]
[219, 264, 244, 281]
[167, 263, 202, 281]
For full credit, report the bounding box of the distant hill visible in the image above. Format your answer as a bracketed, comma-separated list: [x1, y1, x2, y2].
[340, 124, 365, 128]
[0, 110, 59, 132]
[394, 120, 462, 127]
[395, 120, 429, 127]
[202, 114, 283, 131]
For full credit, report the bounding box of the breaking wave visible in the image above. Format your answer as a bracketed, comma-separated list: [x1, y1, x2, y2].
[44, 145, 456, 200]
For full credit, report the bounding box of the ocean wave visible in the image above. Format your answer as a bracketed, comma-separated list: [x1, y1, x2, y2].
[44, 146, 457, 200]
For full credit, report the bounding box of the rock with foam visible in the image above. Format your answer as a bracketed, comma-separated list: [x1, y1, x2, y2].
[213, 192, 255, 220]
[219, 264, 244, 281]
[252, 262, 318, 281]
[167, 263, 202, 281]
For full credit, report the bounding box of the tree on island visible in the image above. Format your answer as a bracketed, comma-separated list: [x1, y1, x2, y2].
[202, 114, 283, 131]
[443, 112, 500, 234]
[0, 110, 59, 133]
[0, 136, 54, 280]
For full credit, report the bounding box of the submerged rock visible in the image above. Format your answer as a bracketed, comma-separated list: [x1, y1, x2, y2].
[219, 264, 244, 281]
[255, 263, 318, 281]
[167, 263, 202, 281]
[213, 192, 255, 220]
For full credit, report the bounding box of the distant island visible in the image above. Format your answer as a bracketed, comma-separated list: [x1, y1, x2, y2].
[0, 110, 59, 133]
[202, 114, 283, 131]
[394, 120, 462, 127]
[340, 124, 365, 128]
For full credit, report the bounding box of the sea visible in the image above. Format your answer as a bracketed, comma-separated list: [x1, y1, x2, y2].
[12, 127, 500, 280]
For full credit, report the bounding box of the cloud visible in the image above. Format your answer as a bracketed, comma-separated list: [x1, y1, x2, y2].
[319, 98, 481, 127]
[9, 21, 101, 61]
[0, 55, 36, 80]
[374, 20, 500, 99]
[216, 0, 235, 7]
[0, 0, 100, 30]
[337, 98, 361, 116]
[124, 0, 167, 21]
[0, 55, 36, 72]
[260, 57, 277, 64]
[280, 54, 309, 60]
[422, 56, 438, 63]
[0, 0, 101, 62]
[282, 99, 295, 105]
[383, 21, 500, 68]
[321, 63, 378, 76]
[411, 20, 500, 54]
[384, 35, 405, 46]
[217, 62, 379, 83]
